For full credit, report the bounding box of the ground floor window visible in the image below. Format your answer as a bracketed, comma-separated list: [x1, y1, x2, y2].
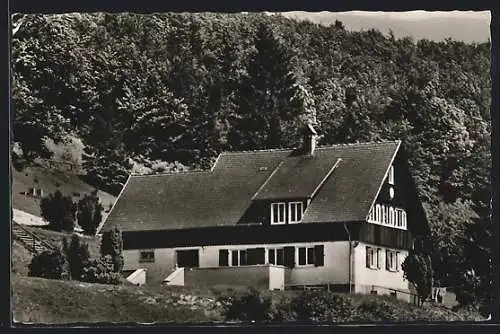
[220, 248, 266, 266]
[268, 248, 284, 265]
[218, 245, 324, 268]
[366, 246, 382, 269]
[139, 250, 155, 263]
[176, 249, 199, 268]
[297, 245, 324, 267]
[386, 249, 400, 272]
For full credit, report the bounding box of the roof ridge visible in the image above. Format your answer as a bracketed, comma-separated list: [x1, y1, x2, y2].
[220, 140, 401, 155]
[220, 148, 295, 155]
[316, 140, 401, 149]
[130, 170, 210, 177]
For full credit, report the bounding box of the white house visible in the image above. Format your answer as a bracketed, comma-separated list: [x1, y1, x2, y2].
[101, 125, 429, 301]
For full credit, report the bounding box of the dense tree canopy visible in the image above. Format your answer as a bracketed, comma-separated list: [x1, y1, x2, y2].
[12, 13, 491, 307]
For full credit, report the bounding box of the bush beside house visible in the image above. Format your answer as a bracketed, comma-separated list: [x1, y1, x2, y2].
[27, 228, 124, 285]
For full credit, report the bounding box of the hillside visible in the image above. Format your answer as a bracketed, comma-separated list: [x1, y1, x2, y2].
[12, 274, 483, 324]
[19, 225, 101, 258]
[11, 274, 223, 324]
[12, 165, 116, 223]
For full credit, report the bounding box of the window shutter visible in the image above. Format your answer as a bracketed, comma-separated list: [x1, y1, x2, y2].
[240, 250, 247, 266]
[246, 247, 265, 265]
[366, 246, 371, 268]
[386, 250, 390, 271]
[284, 246, 295, 268]
[219, 249, 229, 266]
[314, 245, 324, 267]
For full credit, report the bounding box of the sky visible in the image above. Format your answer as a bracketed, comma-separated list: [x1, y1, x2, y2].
[279, 11, 491, 43]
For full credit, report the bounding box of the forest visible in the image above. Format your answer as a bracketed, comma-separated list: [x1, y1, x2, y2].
[11, 12, 491, 309]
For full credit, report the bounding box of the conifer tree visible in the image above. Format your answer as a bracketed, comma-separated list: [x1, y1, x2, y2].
[229, 22, 310, 150]
[77, 190, 104, 235]
[40, 190, 77, 232]
[63, 234, 90, 280]
[100, 227, 124, 272]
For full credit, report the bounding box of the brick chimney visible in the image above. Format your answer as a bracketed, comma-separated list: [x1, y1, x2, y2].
[302, 123, 318, 155]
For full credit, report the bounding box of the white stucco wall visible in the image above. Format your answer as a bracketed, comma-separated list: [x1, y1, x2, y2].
[269, 265, 286, 290]
[123, 248, 176, 285]
[353, 241, 410, 300]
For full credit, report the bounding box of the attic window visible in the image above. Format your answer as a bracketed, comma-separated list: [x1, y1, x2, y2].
[289, 202, 303, 223]
[271, 202, 286, 225]
[388, 165, 395, 185]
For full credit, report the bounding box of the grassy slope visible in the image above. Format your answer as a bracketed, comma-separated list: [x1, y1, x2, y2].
[21, 226, 101, 258]
[12, 275, 223, 324]
[12, 240, 32, 276]
[12, 274, 483, 324]
[12, 166, 116, 219]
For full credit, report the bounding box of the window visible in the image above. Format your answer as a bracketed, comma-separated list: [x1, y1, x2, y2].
[396, 252, 401, 272]
[298, 247, 307, 265]
[402, 211, 407, 229]
[297, 245, 324, 267]
[382, 205, 387, 224]
[139, 250, 155, 263]
[395, 209, 401, 227]
[231, 250, 239, 266]
[368, 206, 375, 222]
[388, 207, 395, 226]
[377, 248, 382, 269]
[268, 248, 284, 265]
[289, 202, 304, 223]
[366, 246, 376, 269]
[388, 165, 395, 185]
[386, 250, 398, 272]
[375, 204, 381, 222]
[176, 249, 199, 268]
[271, 202, 286, 224]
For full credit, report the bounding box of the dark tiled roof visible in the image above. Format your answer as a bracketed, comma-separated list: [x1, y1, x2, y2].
[102, 141, 400, 232]
[301, 141, 400, 223]
[103, 150, 288, 232]
[253, 151, 341, 200]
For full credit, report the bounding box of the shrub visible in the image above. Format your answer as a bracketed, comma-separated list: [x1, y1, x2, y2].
[355, 298, 402, 322]
[40, 190, 77, 232]
[62, 235, 90, 280]
[100, 227, 124, 272]
[80, 255, 121, 285]
[402, 249, 433, 306]
[220, 288, 274, 322]
[77, 190, 103, 235]
[291, 291, 356, 322]
[28, 249, 68, 280]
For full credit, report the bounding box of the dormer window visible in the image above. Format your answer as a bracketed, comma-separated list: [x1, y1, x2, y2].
[388, 165, 395, 185]
[271, 201, 304, 224]
[289, 202, 303, 223]
[271, 202, 286, 225]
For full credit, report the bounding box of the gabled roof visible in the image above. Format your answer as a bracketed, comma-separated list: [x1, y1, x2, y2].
[301, 141, 400, 223]
[101, 141, 401, 232]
